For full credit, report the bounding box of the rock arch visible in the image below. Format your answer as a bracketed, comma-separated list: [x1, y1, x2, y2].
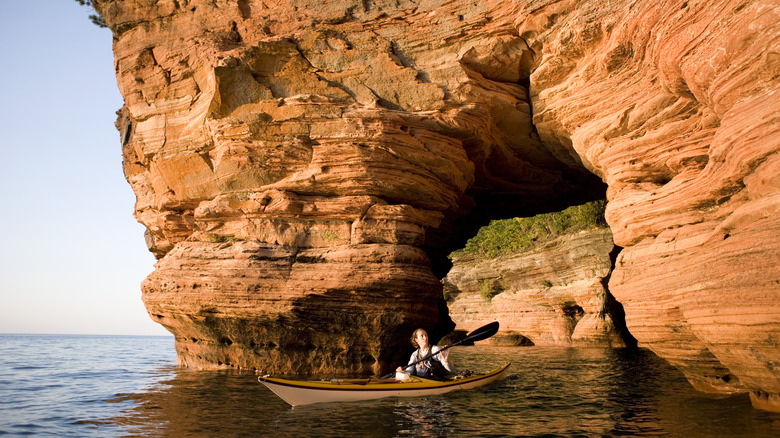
[96, 0, 779, 411]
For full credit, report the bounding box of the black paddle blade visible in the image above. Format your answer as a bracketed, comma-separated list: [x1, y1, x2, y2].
[384, 321, 501, 377]
[463, 321, 500, 344]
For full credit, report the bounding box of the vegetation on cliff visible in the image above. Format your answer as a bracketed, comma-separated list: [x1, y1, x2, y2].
[450, 200, 608, 259]
[74, 0, 106, 28]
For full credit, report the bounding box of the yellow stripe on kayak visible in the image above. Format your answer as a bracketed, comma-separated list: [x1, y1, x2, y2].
[258, 363, 511, 391]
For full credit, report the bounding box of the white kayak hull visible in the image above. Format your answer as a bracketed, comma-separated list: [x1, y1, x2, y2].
[259, 363, 511, 406]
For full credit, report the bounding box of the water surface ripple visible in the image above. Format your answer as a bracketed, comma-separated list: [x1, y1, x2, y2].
[1, 335, 778, 437]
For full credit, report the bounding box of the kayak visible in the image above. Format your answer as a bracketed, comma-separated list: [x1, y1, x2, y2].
[258, 363, 511, 406]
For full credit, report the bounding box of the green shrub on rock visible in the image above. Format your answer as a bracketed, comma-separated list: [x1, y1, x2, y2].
[479, 279, 503, 301]
[451, 199, 607, 260]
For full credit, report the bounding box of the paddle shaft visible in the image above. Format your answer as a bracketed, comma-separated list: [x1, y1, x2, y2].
[403, 341, 454, 369]
[385, 321, 500, 378]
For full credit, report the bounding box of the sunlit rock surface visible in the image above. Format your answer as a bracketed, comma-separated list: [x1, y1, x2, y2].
[95, 0, 779, 410]
[513, 0, 780, 412]
[97, 0, 599, 375]
[445, 228, 634, 348]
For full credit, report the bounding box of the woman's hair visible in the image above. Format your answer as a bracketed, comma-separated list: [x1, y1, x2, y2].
[410, 328, 427, 348]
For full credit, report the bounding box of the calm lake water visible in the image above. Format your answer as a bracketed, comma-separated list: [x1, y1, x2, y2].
[1, 334, 779, 437]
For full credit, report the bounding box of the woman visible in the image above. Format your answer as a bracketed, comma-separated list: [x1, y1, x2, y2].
[396, 328, 453, 379]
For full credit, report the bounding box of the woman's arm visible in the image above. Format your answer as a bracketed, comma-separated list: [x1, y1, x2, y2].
[432, 345, 452, 372]
[396, 350, 419, 374]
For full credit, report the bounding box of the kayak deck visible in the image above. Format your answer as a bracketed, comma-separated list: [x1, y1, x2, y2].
[259, 363, 511, 406]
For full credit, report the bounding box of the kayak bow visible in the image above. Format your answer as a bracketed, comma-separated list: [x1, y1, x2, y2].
[258, 363, 511, 406]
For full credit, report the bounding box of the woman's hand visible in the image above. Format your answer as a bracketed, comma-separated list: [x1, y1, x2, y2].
[440, 349, 449, 362]
[396, 366, 403, 372]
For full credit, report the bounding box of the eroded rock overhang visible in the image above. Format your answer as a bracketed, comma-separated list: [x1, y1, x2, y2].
[94, 0, 780, 411]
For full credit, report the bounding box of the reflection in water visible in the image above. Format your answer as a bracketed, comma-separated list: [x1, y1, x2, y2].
[394, 399, 456, 436]
[111, 347, 780, 437]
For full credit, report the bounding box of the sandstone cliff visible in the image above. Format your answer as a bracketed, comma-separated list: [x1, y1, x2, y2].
[94, 0, 780, 411]
[445, 227, 634, 348]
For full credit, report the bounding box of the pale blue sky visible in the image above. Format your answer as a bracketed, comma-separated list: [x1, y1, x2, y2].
[0, 1, 169, 335]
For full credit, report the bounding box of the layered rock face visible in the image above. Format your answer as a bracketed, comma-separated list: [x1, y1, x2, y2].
[96, 0, 780, 410]
[513, 0, 780, 412]
[445, 228, 634, 348]
[97, 0, 600, 375]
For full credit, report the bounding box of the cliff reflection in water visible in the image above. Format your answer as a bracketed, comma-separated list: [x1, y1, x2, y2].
[113, 347, 780, 437]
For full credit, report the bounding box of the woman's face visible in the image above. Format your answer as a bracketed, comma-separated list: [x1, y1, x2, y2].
[415, 330, 429, 349]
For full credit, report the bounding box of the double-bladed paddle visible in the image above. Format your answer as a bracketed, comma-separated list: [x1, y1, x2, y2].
[384, 321, 500, 378]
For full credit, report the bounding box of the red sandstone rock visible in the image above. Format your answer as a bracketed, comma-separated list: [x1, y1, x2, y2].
[445, 228, 632, 348]
[515, 0, 780, 411]
[94, 0, 780, 411]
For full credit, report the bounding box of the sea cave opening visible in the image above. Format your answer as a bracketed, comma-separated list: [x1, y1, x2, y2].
[425, 129, 639, 347]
